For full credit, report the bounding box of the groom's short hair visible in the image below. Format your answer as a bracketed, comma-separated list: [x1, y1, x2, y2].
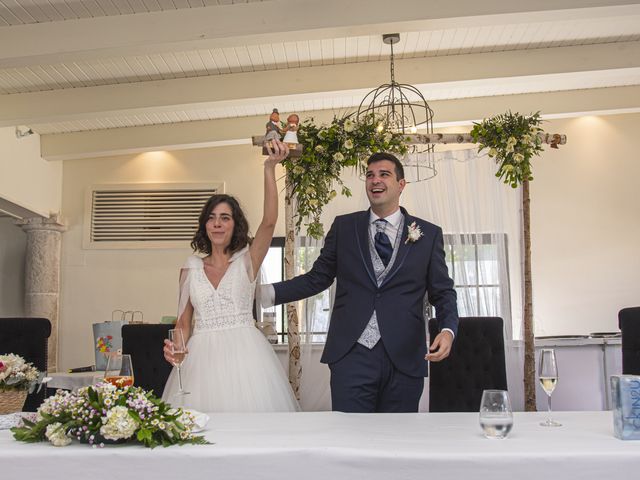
[366, 152, 405, 180]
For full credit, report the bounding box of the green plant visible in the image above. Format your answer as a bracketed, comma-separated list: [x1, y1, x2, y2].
[470, 111, 544, 188]
[12, 383, 209, 448]
[283, 114, 407, 238]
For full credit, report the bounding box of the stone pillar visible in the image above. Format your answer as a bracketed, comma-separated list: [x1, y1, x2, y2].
[15, 214, 67, 372]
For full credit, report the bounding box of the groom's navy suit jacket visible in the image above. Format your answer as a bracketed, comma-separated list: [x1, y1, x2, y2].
[273, 207, 458, 378]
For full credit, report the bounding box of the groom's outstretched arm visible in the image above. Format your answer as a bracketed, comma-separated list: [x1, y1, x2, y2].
[271, 218, 339, 305]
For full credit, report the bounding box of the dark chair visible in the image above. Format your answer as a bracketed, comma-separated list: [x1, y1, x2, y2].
[428, 316, 508, 412]
[0, 317, 51, 411]
[122, 324, 173, 397]
[619, 307, 640, 375]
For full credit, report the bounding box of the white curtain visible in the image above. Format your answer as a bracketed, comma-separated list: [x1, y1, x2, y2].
[400, 149, 525, 410]
[294, 149, 526, 411]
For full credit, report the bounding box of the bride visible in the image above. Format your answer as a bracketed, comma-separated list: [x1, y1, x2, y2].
[162, 139, 299, 412]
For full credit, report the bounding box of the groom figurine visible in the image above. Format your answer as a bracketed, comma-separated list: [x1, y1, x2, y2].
[266, 152, 458, 412]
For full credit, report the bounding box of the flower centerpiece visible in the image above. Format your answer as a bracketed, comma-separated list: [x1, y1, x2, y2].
[0, 354, 42, 414]
[283, 114, 407, 239]
[470, 111, 544, 188]
[12, 383, 210, 448]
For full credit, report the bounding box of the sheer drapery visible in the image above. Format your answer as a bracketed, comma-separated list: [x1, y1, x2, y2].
[401, 149, 525, 410]
[295, 235, 333, 411]
[292, 149, 525, 410]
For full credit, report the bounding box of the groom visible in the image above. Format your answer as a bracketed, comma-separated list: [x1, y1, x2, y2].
[266, 152, 458, 412]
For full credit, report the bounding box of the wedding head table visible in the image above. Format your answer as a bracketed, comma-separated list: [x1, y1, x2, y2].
[2, 411, 638, 480]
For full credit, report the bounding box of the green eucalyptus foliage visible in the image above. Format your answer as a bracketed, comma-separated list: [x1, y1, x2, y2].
[470, 111, 544, 188]
[283, 114, 407, 238]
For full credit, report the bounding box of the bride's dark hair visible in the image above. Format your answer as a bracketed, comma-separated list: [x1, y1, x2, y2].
[191, 194, 250, 255]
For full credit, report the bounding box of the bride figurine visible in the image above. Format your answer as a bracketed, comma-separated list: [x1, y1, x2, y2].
[282, 113, 299, 146]
[162, 139, 299, 413]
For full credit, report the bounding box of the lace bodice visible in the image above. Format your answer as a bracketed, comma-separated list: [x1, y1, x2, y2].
[185, 247, 256, 333]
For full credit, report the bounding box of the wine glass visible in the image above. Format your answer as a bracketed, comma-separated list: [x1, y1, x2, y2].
[538, 348, 561, 427]
[479, 389, 513, 439]
[168, 329, 190, 396]
[104, 353, 134, 388]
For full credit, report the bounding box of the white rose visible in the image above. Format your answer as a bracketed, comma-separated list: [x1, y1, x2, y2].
[314, 145, 325, 153]
[513, 153, 525, 163]
[343, 119, 355, 133]
[488, 148, 498, 157]
[333, 152, 344, 162]
[343, 139, 354, 150]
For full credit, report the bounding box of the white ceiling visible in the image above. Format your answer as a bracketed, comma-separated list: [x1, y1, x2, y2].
[1, 0, 640, 158]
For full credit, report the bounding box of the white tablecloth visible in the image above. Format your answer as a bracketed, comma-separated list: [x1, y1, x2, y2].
[1, 411, 638, 480]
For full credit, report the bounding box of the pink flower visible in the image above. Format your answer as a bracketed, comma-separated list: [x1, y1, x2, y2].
[0, 361, 5, 372]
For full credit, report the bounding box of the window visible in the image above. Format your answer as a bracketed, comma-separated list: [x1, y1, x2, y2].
[442, 233, 511, 322]
[259, 237, 331, 344]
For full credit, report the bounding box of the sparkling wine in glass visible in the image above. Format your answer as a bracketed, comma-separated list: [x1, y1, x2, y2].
[104, 353, 134, 388]
[539, 348, 561, 427]
[169, 329, 190, 396]
[479, 389, 514, 439]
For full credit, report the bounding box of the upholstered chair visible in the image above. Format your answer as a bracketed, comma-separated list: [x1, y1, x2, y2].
[122, 324, 173, 397]
[619, 307, 640, 375]
[0, 317, 51, 411]
[428, 316, 508, 412]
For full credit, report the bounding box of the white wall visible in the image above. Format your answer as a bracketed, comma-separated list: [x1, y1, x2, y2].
[0, 127, 62, 217]
[530, 114, 640, 336]
[0, 217, 26, 316]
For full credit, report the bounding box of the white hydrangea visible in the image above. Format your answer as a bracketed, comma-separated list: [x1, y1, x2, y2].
[99, 406, 138, 441]
[45, 422, 71, 447]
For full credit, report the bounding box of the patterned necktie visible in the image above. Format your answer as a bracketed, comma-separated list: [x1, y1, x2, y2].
[374, 219, 393, 267]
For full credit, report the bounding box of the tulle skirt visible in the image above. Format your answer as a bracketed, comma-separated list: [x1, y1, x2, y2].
[161, 325, 299, 412]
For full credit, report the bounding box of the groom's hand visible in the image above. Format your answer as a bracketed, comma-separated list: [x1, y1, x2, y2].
[425, 330, 454, 362]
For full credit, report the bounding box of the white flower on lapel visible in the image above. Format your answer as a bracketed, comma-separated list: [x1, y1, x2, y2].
[405, 221, 423, 244]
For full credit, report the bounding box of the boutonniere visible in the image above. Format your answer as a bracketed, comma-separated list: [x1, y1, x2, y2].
[405, 221, 423, 244]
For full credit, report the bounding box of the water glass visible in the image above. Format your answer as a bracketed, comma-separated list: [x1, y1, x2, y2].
[479, 389, 513, 439]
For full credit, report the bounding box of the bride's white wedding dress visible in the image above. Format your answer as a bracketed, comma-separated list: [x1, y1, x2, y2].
[162, 247, 299, 412]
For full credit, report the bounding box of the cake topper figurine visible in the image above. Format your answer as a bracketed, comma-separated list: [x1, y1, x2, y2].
[264, 108, 283, 143]
[282, 113, 299, 145]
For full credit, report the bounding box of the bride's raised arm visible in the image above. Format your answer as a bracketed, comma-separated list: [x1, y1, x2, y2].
[249, 139, 289, 276]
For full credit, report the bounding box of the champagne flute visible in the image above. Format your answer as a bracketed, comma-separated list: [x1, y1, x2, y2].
[538, 348, 561, 427]
[104, 353, 134, 388]
[168, 329, 190, 396]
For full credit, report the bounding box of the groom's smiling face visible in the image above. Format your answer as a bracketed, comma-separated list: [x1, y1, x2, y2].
[365, 160, 406, 213]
